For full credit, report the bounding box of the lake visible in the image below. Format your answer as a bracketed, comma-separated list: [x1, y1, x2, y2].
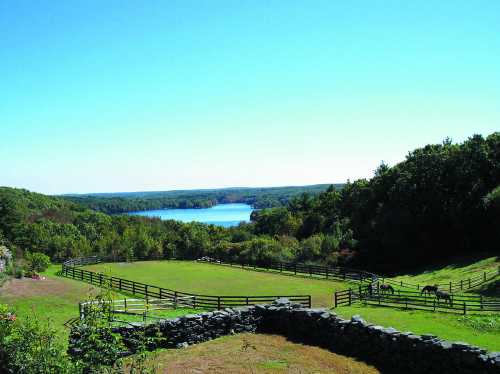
[128, 203, 254, 227]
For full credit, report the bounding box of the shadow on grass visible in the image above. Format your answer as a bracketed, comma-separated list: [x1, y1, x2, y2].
[388, 253, 498, 277]
[474, 279, 500, 298]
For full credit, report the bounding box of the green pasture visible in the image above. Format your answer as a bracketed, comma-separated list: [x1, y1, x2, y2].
[391, 256, 499, 289]
[83, 260, 351, 307]
[0, 265, 100, 338]
[2, 257, 500, 352]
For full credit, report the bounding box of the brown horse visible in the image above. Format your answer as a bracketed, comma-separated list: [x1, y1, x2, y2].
[420, 284, 438, 295]
[379, 283, 395, 294]
[435, 290, 453, 306]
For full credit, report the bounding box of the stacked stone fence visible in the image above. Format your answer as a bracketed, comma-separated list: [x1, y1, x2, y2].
[72, 298, 500, 374]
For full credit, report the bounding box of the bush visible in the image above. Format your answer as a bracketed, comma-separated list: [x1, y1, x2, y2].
[13, 266, 24, 279]
[0, 310, 75, 374]
[25, 252, 51, 273]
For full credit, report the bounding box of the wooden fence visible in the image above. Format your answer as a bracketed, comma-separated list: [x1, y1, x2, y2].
[382, 268, 499, 293]
[79, 296, 195, 319]
[198, 257, 378, 284]
[62, 257, 311, 310]
[334, 284, 500, 314]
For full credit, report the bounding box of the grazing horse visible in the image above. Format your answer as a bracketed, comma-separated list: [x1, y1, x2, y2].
[379, 283, 395, 295]
[434, 290, 453, 306]
[420, 284, 438, 295]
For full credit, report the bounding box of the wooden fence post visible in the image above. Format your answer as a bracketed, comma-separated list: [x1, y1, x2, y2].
[449, 282, 452, 293]
[348, 289, 352, 306]
[325, 266, 329, 279]
[217, 296, 221, 310]
[308, 295, 311, 308]
[463, 302, 466, 315]
[294, 264, 297, 275]
[484, 272, 487, 282]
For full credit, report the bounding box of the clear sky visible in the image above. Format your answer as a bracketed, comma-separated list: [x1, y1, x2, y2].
[1, 1, 499, 194]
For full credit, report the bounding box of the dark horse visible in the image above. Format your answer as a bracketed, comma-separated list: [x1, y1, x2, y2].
[420, 284, 438, 295]
[435, 290, 453, 306]
[379, 283, 394, 294]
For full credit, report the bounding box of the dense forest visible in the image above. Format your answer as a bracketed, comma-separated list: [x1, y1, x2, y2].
[60, 185, 337, 214]
[1, 133, 498, 273]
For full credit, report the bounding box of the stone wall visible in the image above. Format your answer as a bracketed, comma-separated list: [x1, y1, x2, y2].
[108, 299, 499, 374]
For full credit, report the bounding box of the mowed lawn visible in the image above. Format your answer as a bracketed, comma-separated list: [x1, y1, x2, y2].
[0, 265, 101, 339]
[130, 333, 380, 374]
[84, 261, 350, 307]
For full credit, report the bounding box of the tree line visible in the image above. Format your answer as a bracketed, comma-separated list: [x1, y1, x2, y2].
[0, 133, 498, 273]
[60, 184, 335, 213]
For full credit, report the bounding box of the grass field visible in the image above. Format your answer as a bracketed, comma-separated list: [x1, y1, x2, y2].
[0, 265, 100, 338]
[84, 260, 351, 307]
[130, 333, 380, 374]
[2, 257, 499, 354]
[391, 256, 498, 288]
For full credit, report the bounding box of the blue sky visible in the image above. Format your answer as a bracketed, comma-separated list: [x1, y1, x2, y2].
[1, 1, 499, 194]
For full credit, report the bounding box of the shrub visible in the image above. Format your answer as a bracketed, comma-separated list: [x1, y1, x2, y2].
[0, 311, 75, 374]
[13, 266, 24, 279]
[25, 252, 51, 273]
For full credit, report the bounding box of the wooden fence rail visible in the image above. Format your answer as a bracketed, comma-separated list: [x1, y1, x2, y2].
[199, 258, 499, 295]
[198, 257, 379, 284]
[62, 257, 311, 310]
[334, 284, 500, 314]
[382, 268, 499, 293]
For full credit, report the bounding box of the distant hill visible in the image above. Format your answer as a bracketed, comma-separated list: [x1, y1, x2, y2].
[60, 184, 344, 214]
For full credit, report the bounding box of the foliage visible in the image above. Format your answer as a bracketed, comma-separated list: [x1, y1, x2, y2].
[0, 305, 76, 374]
[69, 322, 124, 373]
[25, 251, 51, 273]
[61, 184, 336, 213]
[0, 133, 498, 271]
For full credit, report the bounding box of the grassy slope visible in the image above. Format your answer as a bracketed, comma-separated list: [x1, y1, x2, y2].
[0, 265, 210, 338]
[0, 265, 99, 338]
[335, 257, 500, 351]
[391, 256, 499, 288]
[84, 261, 350, 307]
[132, 333, 379, 374]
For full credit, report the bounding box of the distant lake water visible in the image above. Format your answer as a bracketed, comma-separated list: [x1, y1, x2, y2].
[128, 203, 254, 227]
